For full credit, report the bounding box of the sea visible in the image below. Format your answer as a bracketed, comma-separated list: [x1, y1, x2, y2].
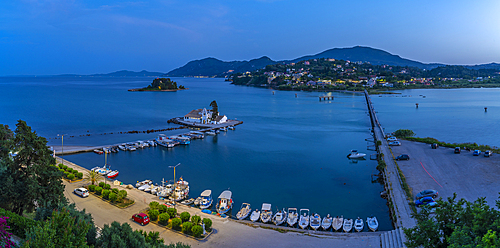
[2, 77, 499, 231]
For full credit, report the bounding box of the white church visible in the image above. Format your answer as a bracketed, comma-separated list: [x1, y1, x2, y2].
[183, 108, 228, 124]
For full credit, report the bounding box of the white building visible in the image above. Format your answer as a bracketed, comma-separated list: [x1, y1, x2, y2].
[183, 108, 228, 124]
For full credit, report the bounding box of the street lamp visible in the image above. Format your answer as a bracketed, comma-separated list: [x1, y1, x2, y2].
[168, 163, 181, 186]
[57, 134, 67, 166]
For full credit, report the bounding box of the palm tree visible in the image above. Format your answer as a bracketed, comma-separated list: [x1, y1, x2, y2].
[85, 170, 103, 185]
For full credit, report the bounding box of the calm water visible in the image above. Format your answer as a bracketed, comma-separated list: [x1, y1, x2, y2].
[0, 77, 391, 231]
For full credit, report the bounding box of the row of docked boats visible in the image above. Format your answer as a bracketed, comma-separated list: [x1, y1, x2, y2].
[237, 204, 379, 232]
[135, 177, 190, 202]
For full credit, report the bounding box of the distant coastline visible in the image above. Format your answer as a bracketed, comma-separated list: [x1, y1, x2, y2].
[127, 88, 188, 92]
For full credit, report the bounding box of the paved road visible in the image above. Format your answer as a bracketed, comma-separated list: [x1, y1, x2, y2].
[61, 158, 382, 248]
[391, 141, 500, 207]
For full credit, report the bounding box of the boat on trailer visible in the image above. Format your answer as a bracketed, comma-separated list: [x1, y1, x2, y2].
[260, 203, 272, 223]
[298, 209, 310, 229]
[236, 203, 252, 220]
[287, 208, 298, 227]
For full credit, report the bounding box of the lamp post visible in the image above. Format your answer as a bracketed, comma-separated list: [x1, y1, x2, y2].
[57, 134, 67, 166]
[168, 163, 181, 186]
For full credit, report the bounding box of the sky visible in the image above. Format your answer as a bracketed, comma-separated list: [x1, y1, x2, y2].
[1, 0, 499, 76]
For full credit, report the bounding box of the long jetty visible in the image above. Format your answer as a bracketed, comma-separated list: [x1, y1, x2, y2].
[364, 90, 415, 247]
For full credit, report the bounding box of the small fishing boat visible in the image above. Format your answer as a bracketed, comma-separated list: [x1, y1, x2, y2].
[118, 145, 127, 151]
[287, 208, 298, 227]
[367, 216, 379, 232]
[205, 131, 216, 136]
[181, 198, 195, 205]
[139, 183, 152, 191]
[193, 197, 202, 206]
[157, 184, 173, 198]
[310, 213, 321, 230]
[216, 190, 233, 214]
[298, 209, 310, 229]
[170, 178, 189, 201]
[321, 214, 333, 231]
[220, 127, 227, 132]
[94, 149, 103, 154]
[136, 179, 153, 188]
[332, 216, 343, 231]
[228, 126, 235, 130]
[106, 170, 119, 178]
[347, 150, 366, 159]
[343, 218, 353, 232]
[151, 184, 161, 195]
[236, 203, 252, 220]
[272, 208, 287, 226]
[260, 203, 272, 223]
[102, 147, 111, 154]
[250, 209, 260, 222]
[354, 217, 364, 232]
[169, 136, 190, 145]
[199, 189, 213, 210]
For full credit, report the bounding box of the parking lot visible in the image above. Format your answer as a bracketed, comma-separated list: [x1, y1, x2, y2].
[391, 140, 500, 207]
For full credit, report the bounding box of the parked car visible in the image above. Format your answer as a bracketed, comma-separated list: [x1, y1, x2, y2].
[484, 150, 493, 157]
[387, 137, 398, 142]
[389, 141, 401, 146]
[454, 147, 461, 154]
[473, 150, 481, 156]
[431, 143, 438, 149]
[415, 189, 439, 200]
[395, 154, 410, 160]
[74, 188, 89, 198]
[415, 196, 437, 207]
[132, 213, 150, 226]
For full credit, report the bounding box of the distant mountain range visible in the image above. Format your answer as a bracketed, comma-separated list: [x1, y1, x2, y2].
[55, 70, 165, 77]
[164, 46, 500, 77]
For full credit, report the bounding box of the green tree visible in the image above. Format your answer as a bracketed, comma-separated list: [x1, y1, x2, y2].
[158, 213, 170, 225]
[182, 222, 192, 234]
[202, 218, 212, 230]
[149, 209, 159, 221]
[191, 225, 203, 238]
[84, 170, 103, 185]
[171, 218, 182, 230]
[180, 212, 190, 222]
[166, 208, 177, 218]
[149, 201, 160, 210]
[191, 215, 201, 225]
[209, 100, 218, 121]
[393, 129, 415, 138]
[96, 221, 147, 248]
[0, 121, 64, 215]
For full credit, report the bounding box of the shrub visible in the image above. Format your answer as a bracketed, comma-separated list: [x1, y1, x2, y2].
[182, 222, 193, 234]
[180, 212, 190, 222]
[103, 184, 111, 190]
[171, 218, 182, 230]
[118, 190, 127, 199]
[109, 192, 117, 202]
[149, 201, 160, 210]
[88, 185, 96, 192]
[62, 165, 68, 170]
[149, 209, 159, 221]
[0, 208, 38, 239]
[76, 172, 83, 179]
[191, 215, 201, 225]
[203, 218, 212, 230]
[158, 213, 170, 225]
[158, 204, 168, 214]
[58, 163, 64, 169]
[67, 174, 75, 180]
[102, 189, 110, 199]
[166, 208, 177, 218]
[394, 129, 415, 138]
[95, 186, 103, 195]
[192, 225, 203, 238]
[377, 160, 387, 171]
[73, 170, 79, 175]
[65, 167, 73, 172]
[98, 182, 105, 188]
[112, 188, 119, 194]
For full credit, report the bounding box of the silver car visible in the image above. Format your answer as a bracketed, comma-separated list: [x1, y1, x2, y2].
[74, 188, 89, 198]
[389, 141, 401, 146]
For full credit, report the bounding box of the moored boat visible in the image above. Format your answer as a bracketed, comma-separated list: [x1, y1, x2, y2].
[216, 190, 233, 214]
[236, 203, 252, 220]
[199, 189, 213, 210]
[354, 217, 364, 232]
[298, 209, 310, 229]
[205, 131, 216, 136]
[250, 209, 260, 222]
[181, 198, 195, 205]
[367, 216, 379, 232]
[321, 214, 333, 231]
[94, 149, 103, 154]
[136, 179, 153, 188]
[333, 215, 343, 231]
[260, 203, 272, 223]
[343, 218, 353, 232]
[170, 178, 189, 201]
[287, 208, 298, 227]
[310, 213, 321, 230]
[272, 208, 287, 226]
[228, 126, 235, 130]
[347, 150, 366, 159]
[107, 170, 119, 178]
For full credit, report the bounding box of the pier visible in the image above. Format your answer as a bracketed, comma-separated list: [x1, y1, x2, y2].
[364, 90, 415, 247]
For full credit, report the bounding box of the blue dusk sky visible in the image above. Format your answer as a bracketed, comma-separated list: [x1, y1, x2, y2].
[1, 0, 499, 76]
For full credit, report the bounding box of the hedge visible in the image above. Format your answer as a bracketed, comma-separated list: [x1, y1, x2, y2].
[0, 208, 38, 239]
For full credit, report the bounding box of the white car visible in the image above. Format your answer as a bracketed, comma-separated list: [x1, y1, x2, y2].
[74, 188, 89, 198]
[389, 141, 401, 146]
[387, 137, 398, 142]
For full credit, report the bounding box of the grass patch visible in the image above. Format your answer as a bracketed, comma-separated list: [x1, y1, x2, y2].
[406, 137, 499, 153]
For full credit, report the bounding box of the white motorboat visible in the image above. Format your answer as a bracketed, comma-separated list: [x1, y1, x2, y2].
[136, 179, 152, 188]
[181, 198, 195, 205]
[310, 213, 321, 230]
[367, 216, 379, 232]
[272, 208, 287, 226]
[157, 184, 173, 198]
[216, 190, 233, 214]
[138, 183, 152, 191]
[354, 217, 364, 232]
[347, 150, 366, 159]
[205, 131, 216, 136]
[118, 145, 127, 151]
[236, 203, 252, 220]
[170, 178, 189, 201]
[260, 203, 272, 223]
[321, 214, 333, 230]
[193, 197, 202, 206]
[333, 215, 343, 231]
[343, 218, 353, 232]
[287, 208, 298, 227]
[220, 127, 227, 132]
[106, 170, 119, 178]
[298, 209, 310, 229]
[151, 184, 161, 195]
[146, 185, 158, 193]
[199, 189, 213, 210]
[250, 209, 261, 222]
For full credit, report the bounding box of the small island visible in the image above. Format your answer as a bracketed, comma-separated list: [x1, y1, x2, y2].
[128, 78, 187, 91]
